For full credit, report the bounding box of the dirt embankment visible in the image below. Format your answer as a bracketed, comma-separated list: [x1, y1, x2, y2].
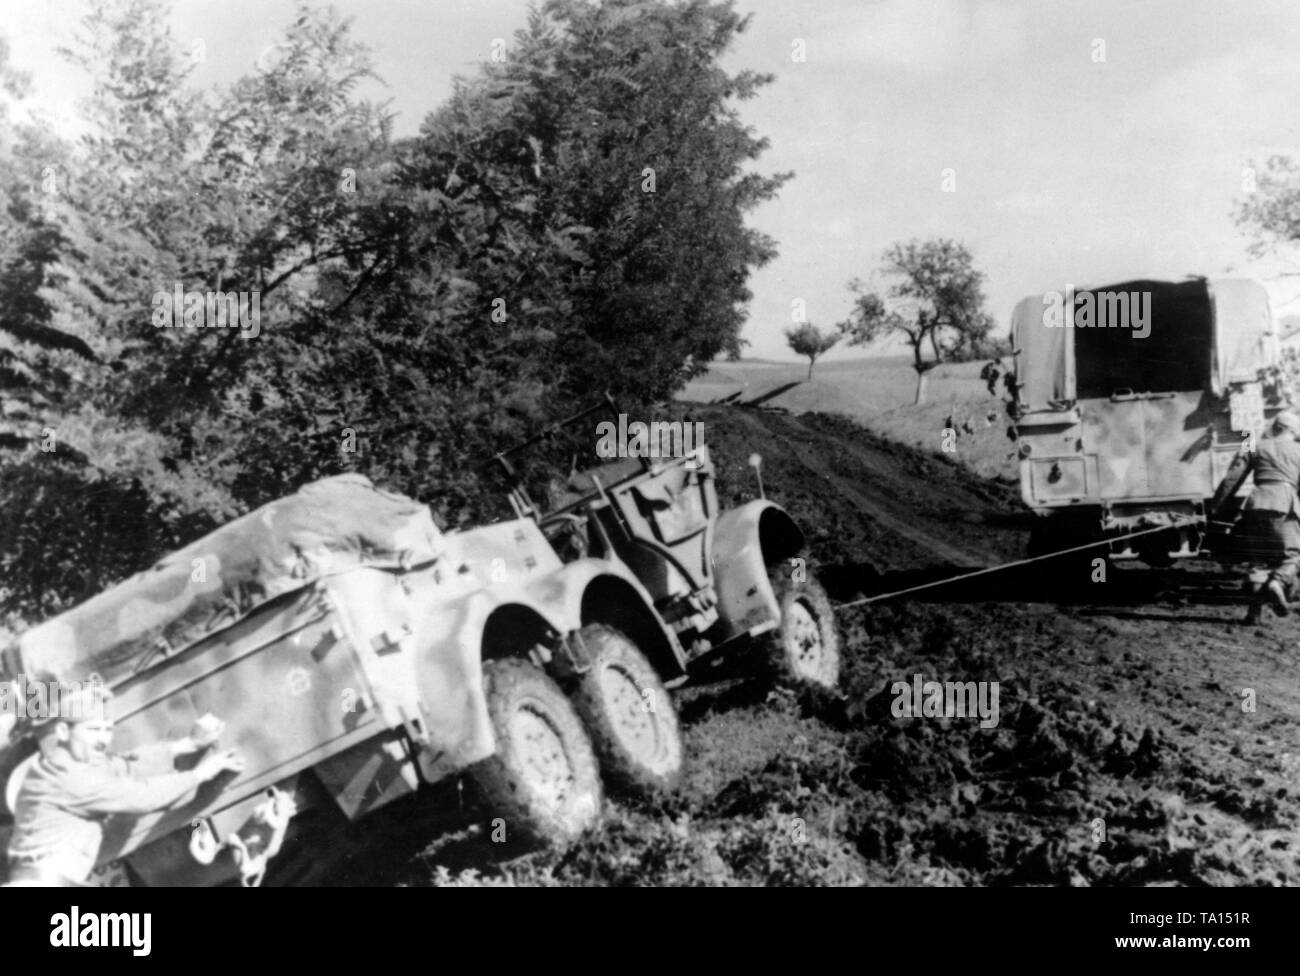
[316, 403, 1300, 886]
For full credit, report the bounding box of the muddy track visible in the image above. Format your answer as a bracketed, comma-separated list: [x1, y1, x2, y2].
[361, 402, 1300, 887]
[721, 408, 990, 568]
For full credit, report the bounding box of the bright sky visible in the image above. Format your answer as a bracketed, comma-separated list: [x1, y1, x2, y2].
[5, 0, 1300, 361]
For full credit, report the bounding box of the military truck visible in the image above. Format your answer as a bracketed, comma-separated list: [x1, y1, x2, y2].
[0, 473, 687, 886]
[1010, 277, 1290, 564]
[491, 399, 841, 691]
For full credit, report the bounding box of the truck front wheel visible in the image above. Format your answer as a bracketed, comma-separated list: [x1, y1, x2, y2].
[766, 567, 842, 691]
[469, 658, 603, 849]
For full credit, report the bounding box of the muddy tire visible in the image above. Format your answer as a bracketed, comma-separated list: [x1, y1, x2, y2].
[571, 624, 684, 800]
[468, 658, 603, 849]
[765, 566, 841, 691]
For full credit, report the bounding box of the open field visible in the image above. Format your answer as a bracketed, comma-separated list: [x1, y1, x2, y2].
[680, 357, 1018, 482]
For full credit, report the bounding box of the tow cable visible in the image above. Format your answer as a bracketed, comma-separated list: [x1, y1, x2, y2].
[834, 517, 1201, 610]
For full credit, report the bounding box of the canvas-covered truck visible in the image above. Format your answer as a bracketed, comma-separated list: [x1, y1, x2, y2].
[0, 473, 687, 886]
[492, 400, 842, 691]
[1010, 277, 1291, 564]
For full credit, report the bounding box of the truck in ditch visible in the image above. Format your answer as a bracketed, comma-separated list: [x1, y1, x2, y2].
[1010, 276, 1291, 564]
[0, 473, 688, 886]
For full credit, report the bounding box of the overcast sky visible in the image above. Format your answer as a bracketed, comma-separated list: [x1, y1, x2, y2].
[6, 0, 1300, 360]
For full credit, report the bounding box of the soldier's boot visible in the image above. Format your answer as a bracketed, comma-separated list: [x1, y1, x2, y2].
[1266, 578, 1291, 617]
[1244, 600, 1264, 625]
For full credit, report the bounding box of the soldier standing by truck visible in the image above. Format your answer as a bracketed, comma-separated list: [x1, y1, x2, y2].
[1241, 410, 1300, 624]
[4, 683, 243, 885]
[980, 359, 1002, 396]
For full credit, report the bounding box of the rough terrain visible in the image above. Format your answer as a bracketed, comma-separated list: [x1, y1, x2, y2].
[296, 402, 1300, 886]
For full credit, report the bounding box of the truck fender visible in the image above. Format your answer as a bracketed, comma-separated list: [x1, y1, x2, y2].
[711, 501, 805, 638]
[526, 558, 686, 680]
[406, 584, 566, 786]
[407, 560, 684, 785]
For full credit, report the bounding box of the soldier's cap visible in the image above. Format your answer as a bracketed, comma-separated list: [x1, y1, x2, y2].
[1275, 411, 1300, 434]
[28, 682, 113, 732]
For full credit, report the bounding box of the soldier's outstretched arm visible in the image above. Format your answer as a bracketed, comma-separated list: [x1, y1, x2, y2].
[113, 741, 184, 775]
[60, 750, 244, 816]
[59, 766, 206, 816]
[114, 716, 229, 774]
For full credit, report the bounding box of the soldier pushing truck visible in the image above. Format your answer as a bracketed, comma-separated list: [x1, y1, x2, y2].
[1235, 410, 1300, 624]
[4, 684, 242, 886]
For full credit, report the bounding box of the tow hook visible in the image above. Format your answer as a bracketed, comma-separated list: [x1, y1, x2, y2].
[188, 787, 298, 888]
[228, 787, 298, 888]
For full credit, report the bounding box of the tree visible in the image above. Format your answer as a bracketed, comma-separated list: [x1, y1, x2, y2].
[0, 0, 793, 617]
[784, 323, 838, 380]
[838, 238, 994, 404]
[1238, 155, 1300, 263]
[0, 0, 396, 613]
[965, 332, 1013, 361]
[397, 0, 791, 407]
[0, 32, 83, 456]
[246, 0, 791, 518]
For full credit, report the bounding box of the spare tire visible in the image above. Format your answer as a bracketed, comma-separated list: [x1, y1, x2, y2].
[469, 657, 602, 849]
[571, 624, 684, 800]
[766, 566, 841, 691]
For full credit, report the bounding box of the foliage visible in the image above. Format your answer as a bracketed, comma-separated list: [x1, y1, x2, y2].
[1237, 155, 1300, 259]
[0, 0, 788, 615]
[784, 322, 838, 379]
[963, 332, 1012, 362]
[838, 238, 994, 403]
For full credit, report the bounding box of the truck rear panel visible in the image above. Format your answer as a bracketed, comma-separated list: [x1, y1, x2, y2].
[1013, 277, 1283, 552]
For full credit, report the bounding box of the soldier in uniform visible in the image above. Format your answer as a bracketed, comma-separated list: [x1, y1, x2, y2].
[980, 359, 1002, 397]
[4, 683, 243, 885]
[1242, 410, 1300, 624]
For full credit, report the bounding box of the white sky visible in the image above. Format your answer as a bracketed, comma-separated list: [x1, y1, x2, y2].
[5, 0, 1300, 360]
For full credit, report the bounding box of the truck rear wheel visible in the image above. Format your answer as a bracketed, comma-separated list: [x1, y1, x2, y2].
[571, 624, 684, 800]
[469, 658, 603, 849]
[766, 567, 842, 691]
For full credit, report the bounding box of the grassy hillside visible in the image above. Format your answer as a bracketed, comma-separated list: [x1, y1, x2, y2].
[681, 358, 1018, 483]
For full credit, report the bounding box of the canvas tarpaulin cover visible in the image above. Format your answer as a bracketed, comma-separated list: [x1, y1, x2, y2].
[1012, 278, 1276, 408]
[10, 475, 445, 686]
[1013, 293, 1069, 409]
[1210, 279, 1277, 394]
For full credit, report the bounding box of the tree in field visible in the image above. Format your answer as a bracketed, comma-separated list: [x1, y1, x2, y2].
[1237, 155, 1300, 265]
[838, 239, 994, 404]
[784, 323, 838, 380]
